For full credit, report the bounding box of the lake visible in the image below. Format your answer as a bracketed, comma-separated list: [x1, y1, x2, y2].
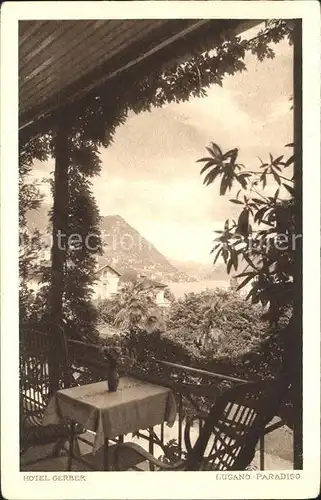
[167, 280, 230, 299]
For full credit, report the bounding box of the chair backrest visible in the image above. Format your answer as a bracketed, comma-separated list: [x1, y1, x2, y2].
[19, 323, 70, 425]
[67, 339, 110, 385]
[185, 378, 289, 471]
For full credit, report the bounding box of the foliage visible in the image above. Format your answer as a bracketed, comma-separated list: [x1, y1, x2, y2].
[19, 134, 49, 322]
[92, 287, 292, 424]
[22, 21, 293, 151]
[99, 278, 164, 333]
[19, 134, 103, 339]
[164, 287, 176, 304]
[97, 311, 290, 422]
[20, 20, 294, 337]
[97, 285, 281, 380]
[166, 289, 268, 356]
[198, 142, 295, 325]
[98, 288, 282, 379]
[97, 298, 116, 325]
[61, 157, 102, 338]
[97, 283, 272, 367]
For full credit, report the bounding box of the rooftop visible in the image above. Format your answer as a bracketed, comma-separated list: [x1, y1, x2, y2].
[19, 19, 258, 138]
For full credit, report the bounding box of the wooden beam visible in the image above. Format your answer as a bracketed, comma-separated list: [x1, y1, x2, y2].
[48, 113, 70, 393]
[19, 20, 259, 140]
[292, 18, 303, 470]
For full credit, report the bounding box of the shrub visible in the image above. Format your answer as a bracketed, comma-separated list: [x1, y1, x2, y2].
[97, 298, 116, 324]
[98, 288, 286, 382]
[96, 288, 291, 424]
[166, 289, 268, 356]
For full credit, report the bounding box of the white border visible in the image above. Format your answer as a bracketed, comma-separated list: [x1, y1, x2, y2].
[1, 2, 320, 499]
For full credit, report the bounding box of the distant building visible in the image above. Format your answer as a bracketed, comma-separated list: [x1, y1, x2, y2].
[94, 264, 121, 300]
[93, 265, 170, 307]
[26, 259, 170, 308]
[118, 271, 170, 308]
[140, 277, 169, 308]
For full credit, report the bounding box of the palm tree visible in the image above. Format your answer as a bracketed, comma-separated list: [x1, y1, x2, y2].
[112, 279, 163, 333]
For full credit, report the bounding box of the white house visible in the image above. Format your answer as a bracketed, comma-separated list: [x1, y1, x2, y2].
[118, 272, 170, 308]
[93, 264, 121, 300]
[141, 278, 169, 308]
[27, 259, 170, 308]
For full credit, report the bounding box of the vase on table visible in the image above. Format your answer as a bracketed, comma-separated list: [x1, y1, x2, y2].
[107, 364, 119, 392]
[100, 345, 121, 392]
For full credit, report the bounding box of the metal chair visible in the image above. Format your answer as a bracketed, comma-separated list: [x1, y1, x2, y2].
[19, 323, 83, 468]
[114, 378, 289, 471]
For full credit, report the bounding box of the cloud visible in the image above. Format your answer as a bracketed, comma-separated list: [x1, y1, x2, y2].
[93, 176, 242, 225]
[224, 39, 293, 119]
[130, 218, 221, 263]
[30, 37, 293, 263]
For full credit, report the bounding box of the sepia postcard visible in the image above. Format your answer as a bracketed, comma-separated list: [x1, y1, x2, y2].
[1, 1, 320, 499]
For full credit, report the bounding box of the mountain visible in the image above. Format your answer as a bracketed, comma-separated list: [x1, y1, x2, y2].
[170, 259, 230, 282]
[98, 215, 194, 283]
[25, 206, 194, 283]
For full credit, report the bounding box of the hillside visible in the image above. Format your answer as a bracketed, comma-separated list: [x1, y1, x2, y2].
[98, 215, 194, 282]
[25, 206, 194, 283]
[169, 259, 230, 282]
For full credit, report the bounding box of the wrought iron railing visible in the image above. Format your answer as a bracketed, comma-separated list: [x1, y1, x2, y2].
[67, 339, 291, 470]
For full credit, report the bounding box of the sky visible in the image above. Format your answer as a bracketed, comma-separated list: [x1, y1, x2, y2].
[32, 29, 293, 265]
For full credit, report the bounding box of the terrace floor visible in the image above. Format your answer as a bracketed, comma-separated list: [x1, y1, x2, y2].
[21, 419, 293, 472]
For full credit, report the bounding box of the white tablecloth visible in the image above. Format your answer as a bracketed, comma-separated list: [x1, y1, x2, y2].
[43, 376, 177, 453]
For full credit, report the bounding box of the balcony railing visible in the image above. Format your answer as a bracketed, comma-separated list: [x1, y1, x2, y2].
[67, 339, 293, 470]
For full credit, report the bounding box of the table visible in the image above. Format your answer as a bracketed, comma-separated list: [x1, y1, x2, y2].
[42, 376, 177, 470]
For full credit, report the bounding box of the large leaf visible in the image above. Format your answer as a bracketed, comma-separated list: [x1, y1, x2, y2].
[213, 247, 223, 264]
[210, 142, 223, 159]
[222, 247, 229, 263]
[231, 248, 238, 271]
[230, 198, 244, 205]
[235, 271, 256, 279]
[254, 206, 268, 223]
[245, 286, 256, 301]
[223, 148, 238, 164]
[260, 172, 267, 188]
[210, 242, 221, 255]
[220, 176, 230, 196]
[196, 157, 215, 163]
[273, 188, 280, 201]
[203, 166, 221, 185]
[243, 253, 257, 270]
[200, 161, 218, 175]
[273, 155, 284, 165]
[284, 155, 295, 168]
[236, 208, 249, 237]
[236, 172, 251, 189]
[236, 274, 254, 291]
[283, 183, 295, 196]
[252, 198, 266, 205]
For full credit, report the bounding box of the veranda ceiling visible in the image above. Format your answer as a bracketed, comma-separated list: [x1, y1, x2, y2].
[19, 19, 257, 134]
